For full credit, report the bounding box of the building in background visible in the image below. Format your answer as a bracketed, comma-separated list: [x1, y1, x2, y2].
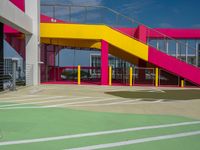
[1, 0, 200, 88]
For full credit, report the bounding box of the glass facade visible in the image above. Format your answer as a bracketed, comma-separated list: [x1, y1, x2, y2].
[90, 54, 131, 69]
[90, 54, 131, 84]
[148, 38, 200, 66]
[198, 43, 200, 67]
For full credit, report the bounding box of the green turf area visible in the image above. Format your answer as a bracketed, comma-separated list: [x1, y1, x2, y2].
[106, 89, 200, 100]
[108, 135, 200, 150]
[0, 102, 15, 105]
[0, 108, 200, 150]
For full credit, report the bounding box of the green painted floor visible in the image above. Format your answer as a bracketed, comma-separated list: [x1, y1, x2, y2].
[0, 108, 200, 150]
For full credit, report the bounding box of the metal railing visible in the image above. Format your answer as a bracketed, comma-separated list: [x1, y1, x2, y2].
[0, 60, 32, 91]
[41, 4, 198, 68]
[0, 61, 13, 91]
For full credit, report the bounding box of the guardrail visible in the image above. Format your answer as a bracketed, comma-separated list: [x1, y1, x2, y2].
[41, 4, 198, 67]
[0, 60, 31, 91]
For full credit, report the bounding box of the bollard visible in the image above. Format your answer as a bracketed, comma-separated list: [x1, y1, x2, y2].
[155, 67, 159, 87]
[77, 65, 81, 85]
[181, 79, 184, 88]
[129, 67, 133, 86]
[109, 66, 112, 86]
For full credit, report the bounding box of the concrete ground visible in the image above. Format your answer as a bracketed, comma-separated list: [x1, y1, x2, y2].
[1, 84, 200, 119]
[1, 84, 200, 150]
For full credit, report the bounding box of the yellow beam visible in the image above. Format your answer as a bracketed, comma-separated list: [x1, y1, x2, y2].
[109, 66, 112, 86]
[77, 65, 81, 85]
[41, 38, 101, 49]
[155, 67, 159, 87]
[129, 67, 133, 86]
[40, 23, 149, 61]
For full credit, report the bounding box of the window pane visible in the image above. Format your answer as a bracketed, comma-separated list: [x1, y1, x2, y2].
[168, 40, 176, 56]
[177, 40, 186, 61]
[157, 39, 167, 53]
[148, 38, 157, 48]
[188, 40, 196, 55]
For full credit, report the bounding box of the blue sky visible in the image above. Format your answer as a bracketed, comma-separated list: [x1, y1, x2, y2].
[41, 0, 200, 28]
[5, 0, 200, 66]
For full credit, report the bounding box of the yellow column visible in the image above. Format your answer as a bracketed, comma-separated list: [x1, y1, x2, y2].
[109, 66, 112, 86]
[155, 67, 159, 87]
[129, 67, 133, 86]
[78, 65, 81, 85]
[181, 79, 184, 88]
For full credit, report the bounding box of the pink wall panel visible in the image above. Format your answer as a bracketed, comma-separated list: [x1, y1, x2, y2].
[148, 46, 200, 85]
[149, 28, 200, 39]
[114, 28, 136, 37]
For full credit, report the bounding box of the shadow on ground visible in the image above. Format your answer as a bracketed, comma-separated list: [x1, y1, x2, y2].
[105, 90, 200, 100]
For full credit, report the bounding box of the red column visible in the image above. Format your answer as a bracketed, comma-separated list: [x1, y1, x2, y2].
[101, 40, 109, 85]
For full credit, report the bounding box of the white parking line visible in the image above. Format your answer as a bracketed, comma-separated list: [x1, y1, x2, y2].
[0, 97, 120, 109]
[0, 106, 55, 110]
[0, 98, 164, 109]
[71, 99, 141, 107]
[0, 96, 64, 103]
[0, 95, 38, 100]
[44, 97, 120, 108]
[0, 121, 199, 146]
[67, 130, 200, 150]
[0, 97, 90, 108]
[121, 99, 163, 105]
[104, 99, 141, 105]
[71, 99, 163, 107]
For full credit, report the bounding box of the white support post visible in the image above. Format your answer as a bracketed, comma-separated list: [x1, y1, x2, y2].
[11, 59, 17, 91]
[186, 42, 188, 63]
[166, 40, 169, 54]
[196, 42, 198, 67]
[176, 42, 178, 58]
[25, 0, 40, 85]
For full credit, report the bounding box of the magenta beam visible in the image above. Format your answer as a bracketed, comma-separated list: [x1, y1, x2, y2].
[148, 46, 200, 85]
[101, 40, 109, 85]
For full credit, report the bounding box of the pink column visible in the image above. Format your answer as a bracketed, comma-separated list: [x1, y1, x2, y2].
[136, 25, 147, 83]
[101, 40, 109, 85]
[137, 25, 147, 43]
